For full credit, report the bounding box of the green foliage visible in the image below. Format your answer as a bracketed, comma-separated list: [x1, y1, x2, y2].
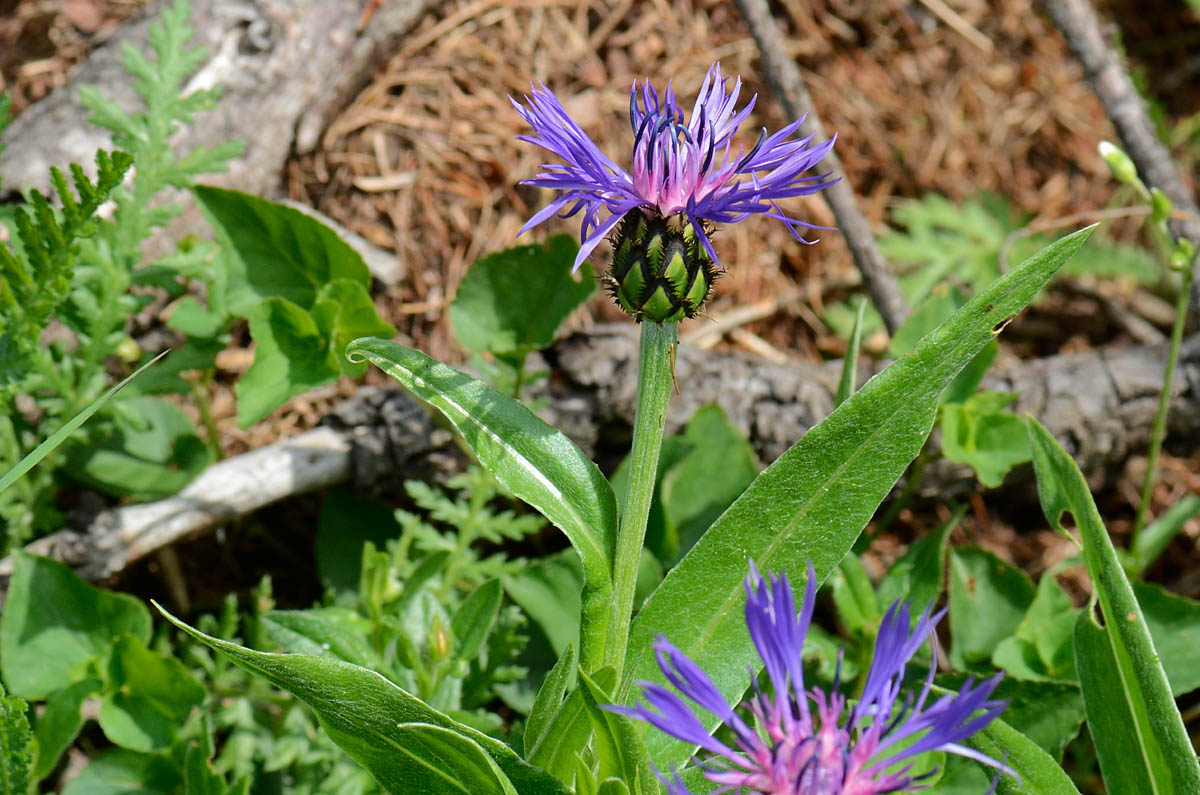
[1, 552, 390, 791]
[876, 507, 957, 610]
[400, 468, 548, 587]
[940, 391, 1031, 487]
[311, 468, 543, 721]
[947, 546, 1036, 671]
[78, 0, 243, 244]
[98, 635, 206, 752]
[0, 93, 11, 143]
[0, 0, 237, 549]
[505, 549, 585, 657]
[183, 587, 379, 794]
[1029, 417, 1200, 792]
[0, 554, 221, 786]
[954, 713, 1084, 795]
[610, 404, 758, 566]
[157, 608, 569, 795]
[0, 553, 151, 700]
[881, 192, 1157, 299]
[61, 749, 181, 795]
[883, 284, 1032, 488]
[447, 236, 597, 397]
[826, 193, 1157, 340]
[0, 683, 34, 795]
[623, 228, 1090, 767]
[450, 235, 595, 359]
[992, 572, 1080, 683]
[64, 396, 213, 498]
[193, 185, 395, 426]
[347, 336, 618, 671]
[33, 679, 96, 781]
[0, 151, 133, 379]
[0, 352, 164, 499]
[0, 0, 395, 550]
[823, 192, 1164, 493]
[575, 668, 656, 794]
[1127, 494, 1200, 577]
[1137, 579, 1200, 696]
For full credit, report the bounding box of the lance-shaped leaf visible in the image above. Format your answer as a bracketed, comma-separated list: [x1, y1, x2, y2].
[624, 228, 1093, 766]
[346, 338, 616, 662]
[961, 714, 1082, 795]
[382, 723, 518, 795]
[156, 605, 568, 795]
[1028, 418, 1200, 794]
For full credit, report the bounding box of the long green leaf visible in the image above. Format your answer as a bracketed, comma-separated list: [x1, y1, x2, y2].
[962, 715, 1082, 795]
[1073, 611, 1156, 794]
[1027, 418, 1200, 793]
[625, 228, 1092, 766]
[381, 723, 518, 795]
[577, 669, 656, 795]
[0, 351, 167, 495]
[346, 338, 616, 661]
[524, 643, 576, 757]
[156, 604, 568, 795]
[834, 296, 866, 407]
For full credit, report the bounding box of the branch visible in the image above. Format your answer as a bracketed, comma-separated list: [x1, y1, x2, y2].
[1043, 0, 1200, 270]
[732, 0, 910, 333]
[0, 0, 442, 201]
[7, 327, 1195, 588]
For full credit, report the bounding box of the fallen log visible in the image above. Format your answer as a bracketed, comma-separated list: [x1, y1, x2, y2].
[0, 0, 439, 206]
[4, 328, 1195, 584]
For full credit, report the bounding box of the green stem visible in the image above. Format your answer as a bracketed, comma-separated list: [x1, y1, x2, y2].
[873, 438, 933, 539]
[192, 372, 224, 461]
[510, 353, 527, 399]
[602, 321, 676, 674]
[1131, 261, 1195, 544]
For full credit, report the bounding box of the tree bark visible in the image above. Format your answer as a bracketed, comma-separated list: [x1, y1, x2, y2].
[0, 0, 441, 202]
[543, 327, 1200, 494]
[732, 0, 910, 334]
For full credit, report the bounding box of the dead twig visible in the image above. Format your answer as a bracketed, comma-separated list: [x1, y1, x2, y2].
[915, 0, 993, 53]
[732, 0, 910, 334]
[1042, 0, 1200, 287]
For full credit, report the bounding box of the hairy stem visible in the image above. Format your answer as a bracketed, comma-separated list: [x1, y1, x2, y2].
[603, 321, 676, 674]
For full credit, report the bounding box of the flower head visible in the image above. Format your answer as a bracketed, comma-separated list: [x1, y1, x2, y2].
[607, 562, 1010, 794]
[511, 63, 838, 275]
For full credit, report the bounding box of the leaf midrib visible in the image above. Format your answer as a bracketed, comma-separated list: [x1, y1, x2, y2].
[625, 343, 950, 691]
[367, 351, 611, 576]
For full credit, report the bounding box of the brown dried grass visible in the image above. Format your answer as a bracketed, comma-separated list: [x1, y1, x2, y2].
[0, 0, 150, 113]
[288, 0, 1121, 365]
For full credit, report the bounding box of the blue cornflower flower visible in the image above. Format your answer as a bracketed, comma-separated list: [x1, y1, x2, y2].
[511, 63, 838, 274]
[607, 562, 1010, 794]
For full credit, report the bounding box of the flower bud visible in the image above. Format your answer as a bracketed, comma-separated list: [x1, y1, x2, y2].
[605, 211, 717, 323]
[1099, 141, 1144, 193]
[429, 615, 452, 661]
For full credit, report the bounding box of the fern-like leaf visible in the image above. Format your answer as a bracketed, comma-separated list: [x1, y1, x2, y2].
[80, 0, 241, 193]
[0, 684, 33, 795]
[0, 151, 133, 380]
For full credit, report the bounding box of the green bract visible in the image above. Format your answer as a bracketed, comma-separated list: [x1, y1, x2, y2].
[605, 212, 716, 323]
